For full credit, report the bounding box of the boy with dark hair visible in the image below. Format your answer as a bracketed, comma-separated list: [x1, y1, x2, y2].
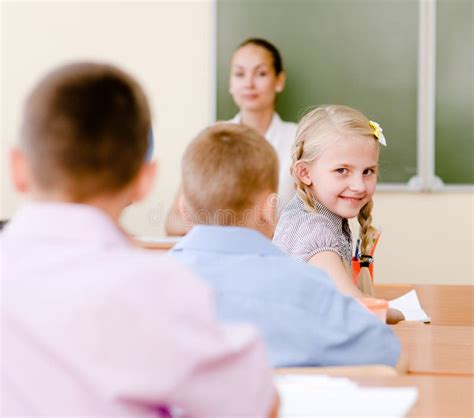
[1, 62, 278, 417]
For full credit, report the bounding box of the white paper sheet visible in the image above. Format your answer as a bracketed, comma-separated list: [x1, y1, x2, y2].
[276, 375, 418, 418]
[388, 290, 431, 323]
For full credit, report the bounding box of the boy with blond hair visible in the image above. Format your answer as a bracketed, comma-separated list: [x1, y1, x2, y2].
[1, 63, 278, 417]
[172, 122, 403, 368]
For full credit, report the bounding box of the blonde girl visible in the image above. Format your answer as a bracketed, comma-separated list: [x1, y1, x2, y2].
[273, 105, 403, 323]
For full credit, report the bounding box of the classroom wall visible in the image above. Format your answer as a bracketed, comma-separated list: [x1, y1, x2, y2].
[1, 2, 472, 285]
[0, 0, 212, 238]
[358, 193, 473, 284]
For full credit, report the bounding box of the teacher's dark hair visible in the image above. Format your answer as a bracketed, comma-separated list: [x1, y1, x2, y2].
[239, 38, 283, 75]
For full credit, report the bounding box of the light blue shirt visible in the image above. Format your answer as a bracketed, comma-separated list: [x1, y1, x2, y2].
[171, 225, 401, 368]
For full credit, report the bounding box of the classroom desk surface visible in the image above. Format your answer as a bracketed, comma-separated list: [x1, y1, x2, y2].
[132, 238, 176, 251]
[276, 369, 473, 418]
[376, 284, 474, 326]
[393, 323, 474, 375]
[277, 324, 474, 377]
[276, 365, 397, 377]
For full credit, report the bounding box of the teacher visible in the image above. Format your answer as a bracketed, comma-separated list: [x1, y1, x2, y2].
[165, 38, 296, 236]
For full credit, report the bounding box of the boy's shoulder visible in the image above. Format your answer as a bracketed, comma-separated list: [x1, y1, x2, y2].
[237, 245, 343, 315]
[171, 227, 345, 314]
[4, 242, 213, 331]
[267, 248, 335, 288]
[107, 246, 211, 294]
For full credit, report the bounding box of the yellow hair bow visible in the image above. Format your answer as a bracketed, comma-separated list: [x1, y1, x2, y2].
[369, 120, 387, 146]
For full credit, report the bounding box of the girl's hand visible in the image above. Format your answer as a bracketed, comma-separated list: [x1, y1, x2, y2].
[386, 307, 405, 324]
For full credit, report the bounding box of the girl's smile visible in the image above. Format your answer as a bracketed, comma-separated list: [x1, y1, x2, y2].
[302, 137, 379, 219]
[339, 195, 365, 203]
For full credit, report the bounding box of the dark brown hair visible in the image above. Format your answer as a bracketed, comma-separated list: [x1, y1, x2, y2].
[21, 62, 151, 200]
[182, 123, 279, 225]
[239, 38, 283, 74]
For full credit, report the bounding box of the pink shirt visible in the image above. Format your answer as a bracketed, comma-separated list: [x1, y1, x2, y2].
[0, 203, 274, 417]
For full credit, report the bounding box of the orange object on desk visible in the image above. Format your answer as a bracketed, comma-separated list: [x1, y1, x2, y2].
[358, 297, 388, 322]
[352, 258, 374, 285]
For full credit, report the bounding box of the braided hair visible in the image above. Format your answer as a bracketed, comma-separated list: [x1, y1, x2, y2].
[291, 105, 381, 293]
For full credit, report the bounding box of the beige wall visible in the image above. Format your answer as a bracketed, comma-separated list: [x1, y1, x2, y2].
[360, 193, 473, 285]
[1, 2, 472, 284]
[1, 1, 212, 237]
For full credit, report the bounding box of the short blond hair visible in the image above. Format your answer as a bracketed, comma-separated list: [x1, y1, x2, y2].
[292, 105, 380, 257]
[182, 122, 278, 225]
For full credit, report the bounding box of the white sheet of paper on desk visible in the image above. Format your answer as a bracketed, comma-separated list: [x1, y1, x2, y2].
[388, 289, 431, 323]
[276, 375, 418, 418]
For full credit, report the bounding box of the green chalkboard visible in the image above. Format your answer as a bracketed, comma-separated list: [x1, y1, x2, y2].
[435, 0, 473, 185]
[216, 0, 419, 184]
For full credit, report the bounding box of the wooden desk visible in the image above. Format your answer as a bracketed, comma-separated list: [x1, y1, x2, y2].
[393, 324, 474, 375]
[276, 369, 473, 417]
[375, 284, 474, 326]
[276, 365, 397, 377]
[132, 238, 177, 251]
[134, 241, 173, 251]
[354, 375, 474, 417]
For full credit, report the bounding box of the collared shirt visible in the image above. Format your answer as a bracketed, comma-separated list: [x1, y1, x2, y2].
[230, 112, 297, 212]
[273, 194, 353, 264]
[171, 225, 400, 368]
[1, 203, 274, 417]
